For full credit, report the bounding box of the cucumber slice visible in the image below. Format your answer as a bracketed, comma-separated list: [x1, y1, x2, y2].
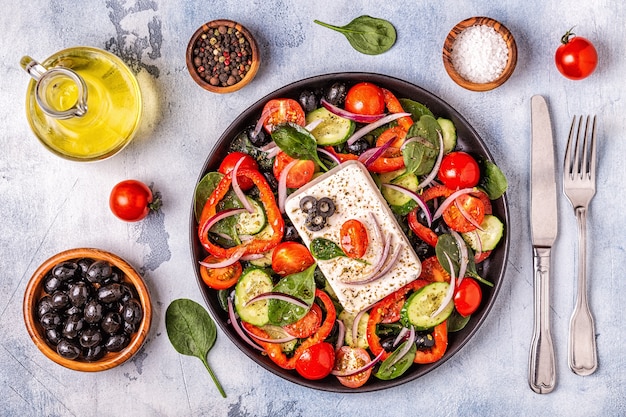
[381, 172, 419, 206]
[437, 118, 457, 153]
[306, 107, 356, 146]
[462, 214, 504, 251]
[234, 268, 274, 326]
[236, 197, 266, 235]
[261, 324, 298, 353]
[249, 249, 274, 267]
[377, 168, 406, 184]
[400, 282, 454, 330]
[338, 310, 370, 349]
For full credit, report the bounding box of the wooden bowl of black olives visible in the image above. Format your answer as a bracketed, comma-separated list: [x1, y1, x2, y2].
[23, 248, 152, 371]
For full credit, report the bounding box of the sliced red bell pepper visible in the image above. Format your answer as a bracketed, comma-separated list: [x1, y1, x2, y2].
[242, 289, 336, 370]
[413, 321, 448, 364]
[407, 209, 439, 247]
[381, 88, 414, 131]
[198, 168, 284, 258]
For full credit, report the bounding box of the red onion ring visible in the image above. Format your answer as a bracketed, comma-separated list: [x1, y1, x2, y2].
[260, 141, 278, 152]
[304, 118, 323, 131]
[451, 230, 469, 285]
[242, 325, 298, 344]
[350, 242, 404, 285]
[454, 198, 485, 231]
[244, 291, 309, 310]
[432, 187, 478, 220]
[199, 208, 248, 240]
[343, 233, 392, 285]
[330, 349, 386, 377]
[416, 130, 445, 191]
[387, 326, 416, 368]
[317, 147, 341, 166]
[335, 319, 346, 351]
[381, 183, 432, 227]
[278, 159, 298, 213]
[357, 139, 394, 168]
[227, 297, 264, 351]
[252, 107, 274, 137]
[320, 98, 386, 123]
[393, 327, 409, 347]
[352, 307, 369, 344]
[346, 112, 412, 146]
[199, 246, 247, 269]
[231, 157, 255, 213]
[430, 252, 456, 318]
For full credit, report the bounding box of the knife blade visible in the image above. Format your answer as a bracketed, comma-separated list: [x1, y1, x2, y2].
[528, 94, 557, 394]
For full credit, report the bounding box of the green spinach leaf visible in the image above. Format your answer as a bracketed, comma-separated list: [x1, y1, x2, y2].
[405, 115, 441, 175]
[194, 172, 224, 222]
[271, 123, 328, 171]
[398, 98, 434, 120]
[268, 264, 317, 326]
[435, 234, 493, 287]
[165, 299, 226, 398]
[310, 237, 346, 260]
[314, 16, 396, 55]
[480, 160, 508, 199]
[374, 340, 416, 380]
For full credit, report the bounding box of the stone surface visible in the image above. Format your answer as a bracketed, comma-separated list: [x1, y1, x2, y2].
[1, 1, 624, 416]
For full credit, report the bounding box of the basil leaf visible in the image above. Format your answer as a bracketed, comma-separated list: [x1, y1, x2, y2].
[165, 299, 226, 398]
[480, 160, 508, 199]
[436, 234, 493, 287]
[402, 139, 426, 175]
[310, 237, 346, 260]
[405, 115, 440, 175]
[375, 341, 416, 380]
[194, 172, 224, 222]
[271, 123, 328, 171]
[314, 16, 396, 55]
[447, 309, 472, 332]
[268, 264, 317, 326]
[398, 98, 434, 120]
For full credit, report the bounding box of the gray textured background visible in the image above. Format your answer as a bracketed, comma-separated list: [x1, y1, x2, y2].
[1, 1, 624, 416]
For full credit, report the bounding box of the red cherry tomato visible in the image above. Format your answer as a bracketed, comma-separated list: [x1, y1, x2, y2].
[333, 346, 373, 388]
[295, 342, 336, 380]
[442, 194, 485, 233]
[555, 30, 598, 80]
[344, 82, 385, 115]
[199, 255, 243, 290]
[438, 151, 480, 189]
[340, 219, 369, 259]
[283, 303, 322, 338]
[419, 256, 451, 283]
[109, 180, 157, 222]
[261, 98, 306, 133]
[272, 151, 315, 188]
[271, 241, 315, 276]
[218, 152, 259, 190]
[454, 277, 483, 317]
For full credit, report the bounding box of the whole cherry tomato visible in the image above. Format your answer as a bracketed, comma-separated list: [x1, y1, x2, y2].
[555, 29, 598, 80]
[218, 152, 259, 190]
[109, 180, 160, 222]
[295, 342, 336, 380]
[454, 277, 483, 317]
[438, 151, 480, 189]
[344, 82, 385, 115]
[272, 151, 315, 188]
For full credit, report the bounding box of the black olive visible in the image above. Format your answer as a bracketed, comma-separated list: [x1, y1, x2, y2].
[40, 312, 62, 330]
[45, 328, 63, 345]
[346, 137, 370, 155]
[98, 283, 124, 303]
[283, 223, 299, 241]
[119, 283, 136, 304]
[50, 291, 70, 310]
[262, 171, 278, 192]
[123, 321, 137, 335]
[51, 261, 78, 281]
[76, 258, 94, 275]
[325, 82, 347, 105]
[316, 197, 336, 217]
[415, 332, 436, 350]
[411, 239, 435, 259]
[299, 196, 318, 213]
[248, 126, 270, 147]
[122, 299, 143, 326]
[62, 314, 85, 339]
[105, 333, 130, 352]
[86, 260, 112, 284]
[57, 339, 81, 360]
[298, 90, 318, 113]
[82, 345, 106, 362]
[79, 328, 103, 348]
[43, 274, 65, 293]
[305, 212, 326, 231]
[37, 295, 54, 318]
[101, 312, 122, 335]
[83, 299, 104, 324]
[380, 337, 396, 352]
[65, 305, 82, 317]
[103, 269, 122, 285]
[68, 281, 91, 307]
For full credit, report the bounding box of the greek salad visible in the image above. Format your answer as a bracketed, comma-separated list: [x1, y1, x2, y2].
[194, 78, 508, 389]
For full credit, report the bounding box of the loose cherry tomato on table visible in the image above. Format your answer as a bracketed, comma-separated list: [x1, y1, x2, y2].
[438, 151, 480, 189]
[199, 255, 243, 290]
[261, 98, 306, 133]
[295, 342, 336, 380]
[340, 219, 369, 259]
[334, 346, 373, 388]
[272, 151, 315, 188]
[344, 82, 385, 115]
[283, 303, 322, 338]
[454, 277, 483, 317]
[271, 241, 315, 276]
[555, 29, 598, 80]
[109, 180, 160, 222]
[218, 152, 259, 190]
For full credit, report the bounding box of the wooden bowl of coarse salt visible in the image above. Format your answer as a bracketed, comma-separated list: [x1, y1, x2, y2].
[443, 16, 517, 92]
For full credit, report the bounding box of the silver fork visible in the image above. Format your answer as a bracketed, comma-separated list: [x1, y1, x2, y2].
[563, 115, 598, 376]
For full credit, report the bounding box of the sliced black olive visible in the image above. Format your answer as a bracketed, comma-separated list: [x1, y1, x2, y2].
[83, 299, 104, 324]
[122, 299, 143, 326]
[299, 196, 318, 213]
[62, 314, 85, 339]
[37, 295, 54, 318]
[57, 339, 81, 360]
[79, 328, 103, 348]
[98, 283, 124, 303]
[105, 333, 130, 352]
[51, 261, 78, 281]
[40, 312, 62, 330]
[305, 213, 326, 231]
[101, 312, 122, 335]
[262, 171, 278, 192]
[316, 197, 335, 217]
[325, 82, 347, 105]
[50, 291, 70, 310]
[86, 260, 112, 284]
[68, 281, 91, 307]
[82, 345, 106, 362]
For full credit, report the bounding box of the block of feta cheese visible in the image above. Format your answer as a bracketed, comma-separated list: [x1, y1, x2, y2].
[285, 160, 422, 313]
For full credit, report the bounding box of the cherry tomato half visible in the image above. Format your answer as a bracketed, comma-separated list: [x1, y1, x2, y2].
[334, 346, 373, 388]
[109, 180, 156, 222]
[283, 303, 322, 338]
[271, 241, 315, 276]
[454, 277, 483, 317]
[295, 342, 336, 380]
[199, 255, 243, 290]
[442, 194, 485, 233]
[555, 30, 598, 80]
[375, 126, 407, 148]
[261, 98, 306, 133]
[218, 152, 259, 190]
[438, 151, 480, 189]
[340, 219, 369, 259]
[345, 82, 385, 115]
[419, 256, 450, 283]
[272, 151, 316, 188]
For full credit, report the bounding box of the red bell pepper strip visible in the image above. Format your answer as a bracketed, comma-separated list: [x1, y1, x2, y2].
[323, 146, 405, 174]
[413, 321, 448, 364]
[198, 168, 284, 258]
[381, 88, 414, 131]
[407, 209, 439, 247]
[242, 289, 337, 370]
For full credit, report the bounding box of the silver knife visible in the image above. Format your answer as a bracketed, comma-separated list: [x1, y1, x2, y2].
[528, 95, 557, 394]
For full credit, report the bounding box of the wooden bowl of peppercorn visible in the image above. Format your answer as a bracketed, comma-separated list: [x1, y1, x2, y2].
[186, 19, 260, 93]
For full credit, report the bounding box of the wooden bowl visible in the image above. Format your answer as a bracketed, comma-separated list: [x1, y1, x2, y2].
[442, 17, 517, 91]
[186, 19, 260, 93]
[23, 248, 152, 372]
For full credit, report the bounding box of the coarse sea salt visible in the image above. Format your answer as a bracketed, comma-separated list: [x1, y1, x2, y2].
[451, 25, 509, 84]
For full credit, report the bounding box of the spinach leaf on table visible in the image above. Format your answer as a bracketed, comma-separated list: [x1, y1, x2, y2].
[314, 15, 397, 55]
[165, 299, 227, 398]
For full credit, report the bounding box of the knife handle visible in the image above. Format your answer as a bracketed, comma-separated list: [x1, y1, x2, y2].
[529, 247, 556, 394]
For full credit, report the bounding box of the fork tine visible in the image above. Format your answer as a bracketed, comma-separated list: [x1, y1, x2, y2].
[588, 115, 597, 181]
[564, 115, 579, 177]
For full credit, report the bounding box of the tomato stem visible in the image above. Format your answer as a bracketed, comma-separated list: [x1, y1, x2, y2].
[560, 26, 576, 44]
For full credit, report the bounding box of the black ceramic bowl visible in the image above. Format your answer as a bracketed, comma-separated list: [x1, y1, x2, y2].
[190, 72, 510, 392]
